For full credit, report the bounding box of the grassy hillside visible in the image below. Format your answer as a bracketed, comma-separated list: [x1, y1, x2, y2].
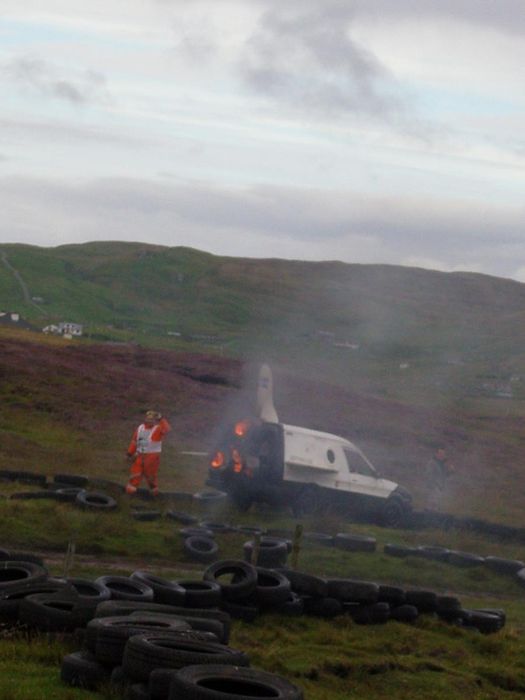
[2, 242, 525, 378]
[1, 329, 525, 526]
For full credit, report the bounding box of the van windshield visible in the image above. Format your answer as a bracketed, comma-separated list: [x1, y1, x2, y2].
[343, 448, 377, 477]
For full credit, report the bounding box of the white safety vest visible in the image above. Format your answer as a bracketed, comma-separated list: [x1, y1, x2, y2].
[136, 424, 162, 454]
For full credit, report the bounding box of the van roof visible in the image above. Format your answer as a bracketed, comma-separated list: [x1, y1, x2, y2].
[281, 423, 359, 450]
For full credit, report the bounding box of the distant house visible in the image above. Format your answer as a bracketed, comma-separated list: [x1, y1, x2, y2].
[43, 322, 83, 337]
[0, 311, 36, 331]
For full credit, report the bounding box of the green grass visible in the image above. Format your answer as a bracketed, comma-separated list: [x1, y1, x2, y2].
[2, 498, 525, 699]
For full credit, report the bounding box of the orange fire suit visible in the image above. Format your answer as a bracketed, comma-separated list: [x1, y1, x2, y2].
[126, 418, 171, 495]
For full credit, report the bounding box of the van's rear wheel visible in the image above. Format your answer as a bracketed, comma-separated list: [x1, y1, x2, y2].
[231, 490, 253, 513]
[292, 485, 322, 517]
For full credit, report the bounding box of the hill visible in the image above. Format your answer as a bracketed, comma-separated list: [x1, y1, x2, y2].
[2, 241, 525, 409]
[1, 329, 525, 526]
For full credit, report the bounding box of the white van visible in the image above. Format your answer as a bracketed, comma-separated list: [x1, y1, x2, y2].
[207, 366, 412, 526]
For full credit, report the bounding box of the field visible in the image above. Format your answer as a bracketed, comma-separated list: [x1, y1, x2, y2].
[1, 247, 525, 699]
[2, 491, 525, 699]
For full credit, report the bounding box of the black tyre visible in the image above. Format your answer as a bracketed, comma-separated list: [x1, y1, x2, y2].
[54, 473, 89, 487]
[10, 490, 59, 501]
[325, 579, 379, 604]
[221, 599, 258, 622]
[0, 561, 48, 589]
[278, 569, 327, 598]
[448, 550, 485, 567]
[334, 533, 376, 553]
[131, 571, 186, 606]
[291, 484, 323, 517]
[180, 527, 215, 539]
[123, 634, 249, 682]
[302, 596, 342, 618]
[67, 578, 112, 604]
[55, 487, 86, 502]
[76, 491, 117, 510]
[278, 591, 304, 617]
[176, 580, 222, 608]
[231, 490, 253, 513]
[378, 585, 406, 607]
[0, 580, 75, 622]
[20, 593, 93, 632]
[94, 615, 192, 667]
[200, 521, 234, 534]
[462, 609, 504, 634]
[243, 538, 288, 568]
[166, 510, 199, 525]
[95, 576, 154, 602]
[255, 568, 291, 608]
[350, 602, 390, 625]
[132, 510, 162, 521]
[61, 650, 110, 689]
[128, 683, 151, 699]
[149, 668, 178, 700]
[193, 491, 228, 508]
[405, 590, 438, 613]
[384, 543, 418, 558]
[94, 601, 230, 638]
[203, 560, 257, 602]
[236, 526, 266, 537]
[416, 546, 451, 562]
[168, 664, 304, 700]
[9, 471, 47, 486]
[381, 497, 408, 527]
[485, 556, 525, 575]
[390, 604, 419, 623]
[184, 536, 219, 564]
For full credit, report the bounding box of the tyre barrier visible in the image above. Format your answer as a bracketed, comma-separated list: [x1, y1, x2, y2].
[243, 537, 289, 568]
[76, 491, 118, 511]
[0, 544, 507, 698]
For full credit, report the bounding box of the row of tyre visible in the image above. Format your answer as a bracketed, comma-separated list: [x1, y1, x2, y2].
[56, 559, 505, 698]
[384, 542, 525, 588]
[175, 512, 525, 596]
[0, 555, 303, 698]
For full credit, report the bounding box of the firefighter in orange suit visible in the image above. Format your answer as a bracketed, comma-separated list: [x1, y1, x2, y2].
[125, 410, 171, 496]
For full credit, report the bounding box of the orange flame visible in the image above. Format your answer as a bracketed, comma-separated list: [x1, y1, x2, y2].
[210, 451, 224, 469]
[234, 419, 251, 437]
[232, 448, 243, 473]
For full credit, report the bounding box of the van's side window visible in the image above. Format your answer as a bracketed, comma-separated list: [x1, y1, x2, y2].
[343, 449, 376, 477]
[326, 449, 335, 464]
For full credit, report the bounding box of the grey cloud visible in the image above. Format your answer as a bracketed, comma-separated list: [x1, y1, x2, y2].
[349, 0, 525, 35]
[0, 118, 152, 147]
[2, 56, 110, 106]
[255, 0, 525, 35]
[239, 3, 412, 127]
[0, 175, 522, 279]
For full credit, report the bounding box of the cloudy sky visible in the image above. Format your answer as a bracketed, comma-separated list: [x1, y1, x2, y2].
[1, 1, 524, 280]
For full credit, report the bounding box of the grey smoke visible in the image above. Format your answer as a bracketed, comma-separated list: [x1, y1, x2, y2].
[2, 56, 109, 106]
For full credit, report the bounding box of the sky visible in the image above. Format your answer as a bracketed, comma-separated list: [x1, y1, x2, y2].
[1, 0, 524, 280]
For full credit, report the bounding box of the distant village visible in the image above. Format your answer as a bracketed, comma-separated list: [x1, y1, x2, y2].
[0, 309, 521, 400]
[0, 310, 83, 339]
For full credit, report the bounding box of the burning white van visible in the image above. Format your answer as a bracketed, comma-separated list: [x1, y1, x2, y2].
[207, 365, 412, 526]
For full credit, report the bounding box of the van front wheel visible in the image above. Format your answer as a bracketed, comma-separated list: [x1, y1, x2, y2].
[381, 497, 406, 527]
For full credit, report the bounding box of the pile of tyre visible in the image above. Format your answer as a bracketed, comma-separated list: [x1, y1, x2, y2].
[203, 558, 505, 634]
[385, 542, 525, 592]
[0, 551, 303, 699]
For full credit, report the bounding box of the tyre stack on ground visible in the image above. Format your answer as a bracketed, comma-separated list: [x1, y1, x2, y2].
[56, 564, 304, 698]
[202, 556, 505, 634]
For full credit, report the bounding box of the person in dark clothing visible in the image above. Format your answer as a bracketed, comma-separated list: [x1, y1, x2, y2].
[425, 447, 454, 509]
